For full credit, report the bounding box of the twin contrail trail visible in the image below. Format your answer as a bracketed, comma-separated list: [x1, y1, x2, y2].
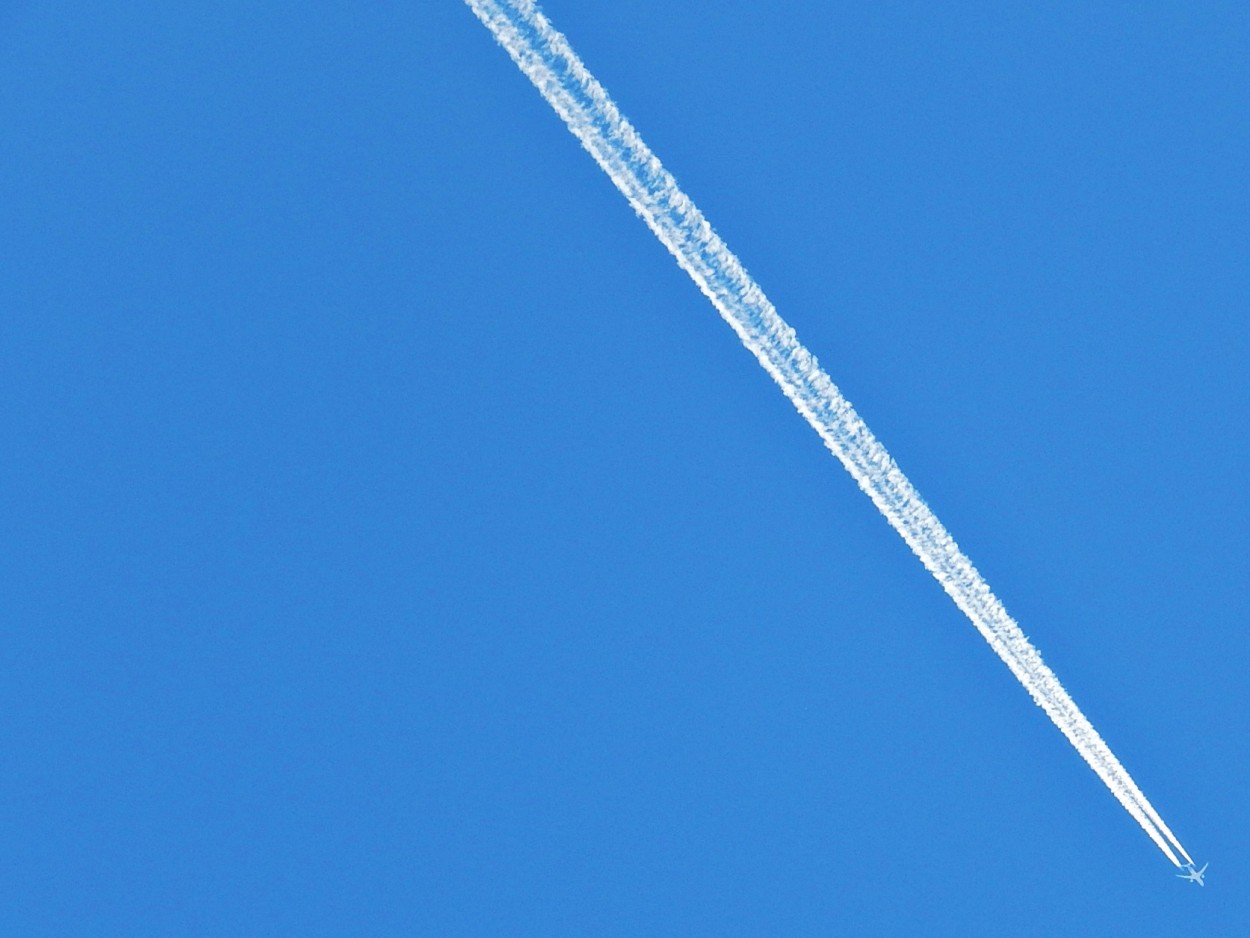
[465, 0, 1191, 867]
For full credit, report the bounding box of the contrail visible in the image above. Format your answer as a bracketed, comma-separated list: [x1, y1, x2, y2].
[465, 0, 1191, 867]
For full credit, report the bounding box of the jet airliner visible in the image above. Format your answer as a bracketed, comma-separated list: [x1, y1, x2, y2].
[1176, 862, 1207, 886]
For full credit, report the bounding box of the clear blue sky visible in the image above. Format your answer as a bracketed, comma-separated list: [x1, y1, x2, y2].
[3, 2, 1246, 933]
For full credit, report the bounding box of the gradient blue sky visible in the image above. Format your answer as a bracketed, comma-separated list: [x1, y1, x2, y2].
[3, 2, 1246, 934]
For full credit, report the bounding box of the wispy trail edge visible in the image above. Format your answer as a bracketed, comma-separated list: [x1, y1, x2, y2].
[464, 0, 1191, 866]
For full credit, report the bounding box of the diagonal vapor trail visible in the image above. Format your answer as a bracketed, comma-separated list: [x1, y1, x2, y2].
[465, 0, 1192, 867]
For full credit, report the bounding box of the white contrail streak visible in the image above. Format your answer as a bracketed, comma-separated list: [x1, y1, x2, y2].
[465, 0, 1191, 867]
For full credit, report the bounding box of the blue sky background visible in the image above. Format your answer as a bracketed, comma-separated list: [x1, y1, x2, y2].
[3, 1, 1246, 933]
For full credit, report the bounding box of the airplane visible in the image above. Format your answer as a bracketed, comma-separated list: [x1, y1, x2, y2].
[1176, 862, 1208, 886]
